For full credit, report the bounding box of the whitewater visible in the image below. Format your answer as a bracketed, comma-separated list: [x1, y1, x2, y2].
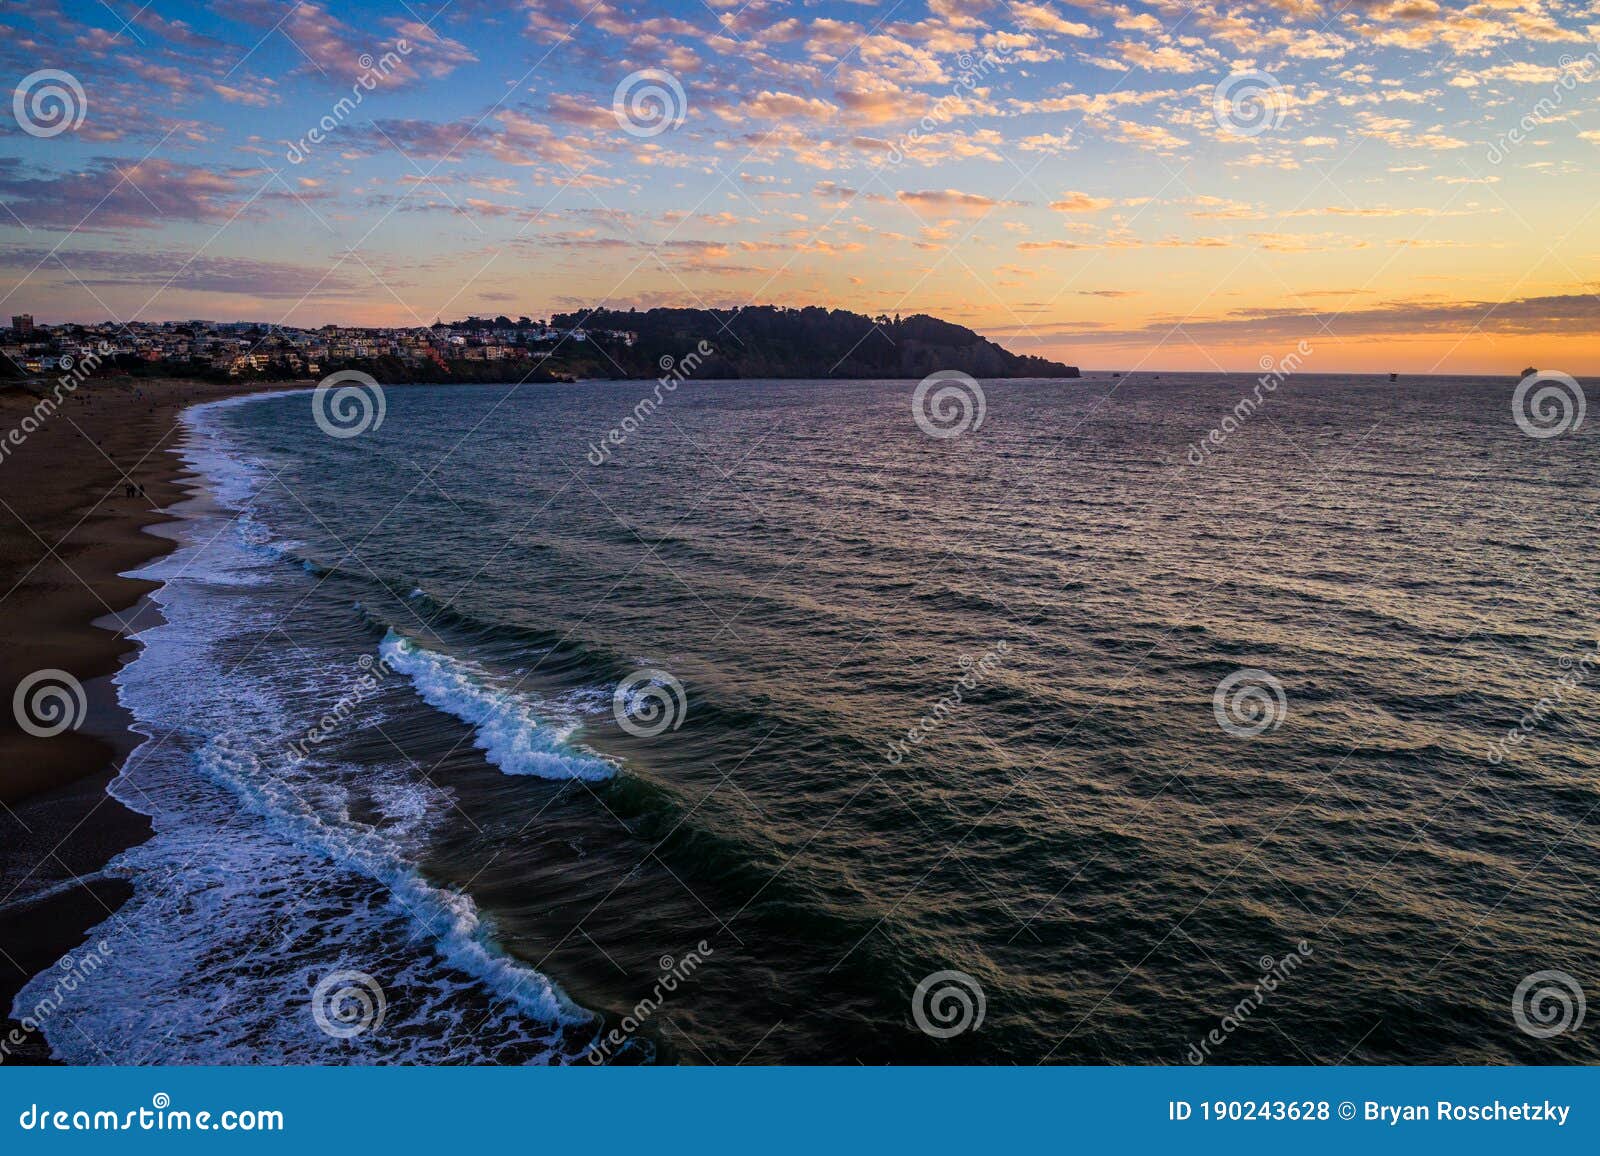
[13, 395, 609, 1064]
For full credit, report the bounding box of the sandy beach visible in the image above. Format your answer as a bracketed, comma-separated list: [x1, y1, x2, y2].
[0, 375, 294, 1061]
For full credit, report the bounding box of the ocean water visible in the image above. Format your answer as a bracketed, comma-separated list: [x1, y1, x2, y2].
[17, 373, 1600, 1064]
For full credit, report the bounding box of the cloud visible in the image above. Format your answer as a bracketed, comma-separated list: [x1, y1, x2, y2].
[1248, 231, 1370, 252]
[833, 85, 925, 124]
[1017, 234, 1237, 251]
[0, 158, 261, 231]
[1009, 2, 1099, 37]
[850, 128, 1008, 164]
[897, 189, 1025, 215]
[0, 246, 361, 298]
[1356, 111, 1466, 150]
[1010, 292, 1600, 344]
[545, 93, 617, 129]
[364, 111, 601, 171]
[1110, 40, 1214, 74]
[1049, 191, 1114, 212]
[391, 21, 479, 78]
[211, 79, 278, 107]
[228, 1, 473, 86]
[743, 91, 838, 122]
[1105, 118, 1189, 151]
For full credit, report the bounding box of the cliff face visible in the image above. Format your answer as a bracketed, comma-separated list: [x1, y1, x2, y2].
[545, 306, 1080, 380]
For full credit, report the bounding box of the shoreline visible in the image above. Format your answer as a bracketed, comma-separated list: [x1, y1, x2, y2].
[9, 384, 607, 1063]
[0, 376, 300, 1060]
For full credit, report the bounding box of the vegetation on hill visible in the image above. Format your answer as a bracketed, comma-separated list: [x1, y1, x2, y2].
[542, 306, 1079, 380]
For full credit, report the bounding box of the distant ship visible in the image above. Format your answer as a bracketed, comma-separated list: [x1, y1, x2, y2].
[1389, 372, 1398, 383]
[1521, 366, 1538, 379]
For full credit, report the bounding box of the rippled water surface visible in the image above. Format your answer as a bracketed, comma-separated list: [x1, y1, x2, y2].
[28, 374, 1600, 1064]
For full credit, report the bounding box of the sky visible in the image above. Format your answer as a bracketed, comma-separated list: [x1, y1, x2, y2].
[1, 0, 1598, 373]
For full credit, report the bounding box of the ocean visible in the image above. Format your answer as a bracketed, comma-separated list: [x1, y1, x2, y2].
[18, 373, 1600, 1064]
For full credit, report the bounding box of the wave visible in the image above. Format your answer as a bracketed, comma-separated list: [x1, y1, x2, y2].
[14, 390, 602, 1063]
[379, 631, 616, 781]
[190, 733, 593, 1031]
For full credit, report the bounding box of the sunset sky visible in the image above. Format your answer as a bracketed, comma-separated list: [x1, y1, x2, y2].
[2, 0, 1598, 372]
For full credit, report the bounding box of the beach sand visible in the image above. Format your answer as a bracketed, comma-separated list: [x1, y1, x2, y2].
[0, 374, 295, 1062]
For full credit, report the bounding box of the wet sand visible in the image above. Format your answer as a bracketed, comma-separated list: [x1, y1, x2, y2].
[0, 375, 295, 1061]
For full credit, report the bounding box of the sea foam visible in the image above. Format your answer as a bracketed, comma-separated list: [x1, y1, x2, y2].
[13, 390, 599, 1064]
[380, 631, 616, 781]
